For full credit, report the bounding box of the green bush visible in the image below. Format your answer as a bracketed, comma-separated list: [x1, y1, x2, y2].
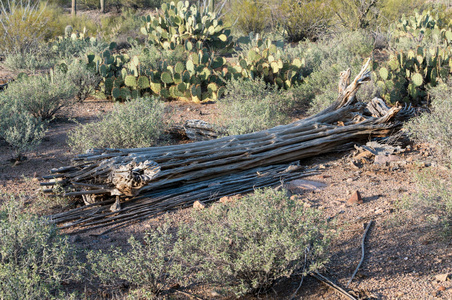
[87, 224, 175, 295]
[406, 81, 452, 162]
[217, 78, 295, 135]
[410, 169, 452, 237]
[0, 193, 83, 299]
[2, 49, 57, 71]
[3, 71, 76, 120]
[226, 0, 272, 35]
[66, 60, 102, 102]
[67, 97, 168, 153]
[275, 0, 334, 42]
[287, 30, 375, 114]
[0, 102, 47, 159]
[173, 188, 334, 296]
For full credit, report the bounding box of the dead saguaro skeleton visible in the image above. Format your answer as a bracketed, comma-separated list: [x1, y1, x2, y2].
[42, 59, 414, 233]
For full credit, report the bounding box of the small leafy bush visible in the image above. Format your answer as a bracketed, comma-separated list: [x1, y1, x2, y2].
[67, 97, 167, 153]
[3, 71, 76, 120]
[226, 0, 272, 35]
[0, 102, 47, 159]
[173, 188, 334, 296]
[3, 49, 57, 71]
[88, 224, 175, 295]
[0, 193, 83, 299]
[410, 169, 452, 237]
[66, 60, 102, 102]
[406, 81, 452, 162]
[0, 0, 48, 54]
[287, 30, 375, 114]
[217, 78, 295, 135]
[276, 0, 333, 42]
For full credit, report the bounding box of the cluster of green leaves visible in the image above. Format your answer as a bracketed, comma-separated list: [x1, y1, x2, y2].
[88, 188, 333, 297]
[217, 77, 298, 135]
[406, 81, 452, 163]
[67, 97, 167, 153]
[87, 224, 175, 295]
[0, 101, 47, 159]
[173, 188, 333, 296]
[3, 70, 76, 121]
[0, 194, 83, 299]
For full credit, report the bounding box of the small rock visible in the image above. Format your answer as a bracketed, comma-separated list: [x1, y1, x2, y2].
[32, 177, 39, 183]
[374, 154, 401, 165]
[193, 200, 206, 210]
[375, 208, 383, 214]
[347, 190, 363, 205]
[438, 286, 446, 291]
[319, 164, 326, 169]
[285, 179, 327, 194]
[346, 178, 354, 183]
[435, 273, 451, 282]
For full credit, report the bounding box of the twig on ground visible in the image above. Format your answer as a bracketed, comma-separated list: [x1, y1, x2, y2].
[347, 220, 374, 287]
[311, 272, 357, 300]
[289, 247, 309, 299]
[174, 289, 204, 300]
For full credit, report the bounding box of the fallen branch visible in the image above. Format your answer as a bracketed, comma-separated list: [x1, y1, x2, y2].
[311, 272, 357, 300]
[347, 220, 374, 287]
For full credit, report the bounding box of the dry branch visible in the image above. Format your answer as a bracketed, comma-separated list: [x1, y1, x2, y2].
[42, 59, 414, 233]
[347, 220, 374, 287]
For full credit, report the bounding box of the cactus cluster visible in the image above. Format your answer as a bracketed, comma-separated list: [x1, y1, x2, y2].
[391, 10, 452, 46]
[375, 46, 452, 103]
[236, 38, 305, 88]
[140, 1, 232, 51]
[92, 41, 228, 102]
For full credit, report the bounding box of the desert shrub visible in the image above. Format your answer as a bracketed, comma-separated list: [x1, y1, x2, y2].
[409, 169, 452, 237]
[331, 0, 379, 30]
[99, 8, 144, 41]
[3, 71, 76, 120]
[226, 0, 273, 35]
[217, 78, 296, 135]
[88, 224, 175, 295]
[377, 0, 428, 29]
[173, 188, 334, 296]
[0, 102, 47, 159]
[406, 82, 452, 162]
[285, 30, 375, 114]
[66, 60, 102, 102]
[275, 0, 334, 42]
[0, 193, 83, 299]
[67, 97, 167, 153]
[2, 49, 57, 71]
[0, 0, 48, 54]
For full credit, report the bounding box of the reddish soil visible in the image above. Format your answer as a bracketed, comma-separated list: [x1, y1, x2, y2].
[0, 65, 451, 299]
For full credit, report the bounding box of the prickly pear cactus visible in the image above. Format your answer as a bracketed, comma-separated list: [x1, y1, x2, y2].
[140, 1, 233, 52]
[374, 45, 452, 104]
[236, 37, 305, 88]
[391, 10, 452, 47]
